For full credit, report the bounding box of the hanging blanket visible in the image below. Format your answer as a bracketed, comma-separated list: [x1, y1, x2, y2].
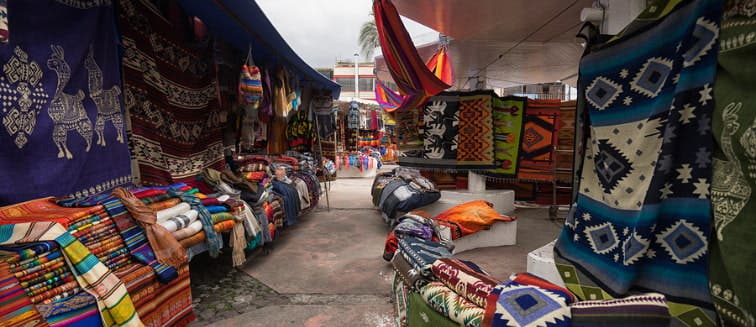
[517, 100, 561, 181]
[486, 96, 528, 178]
[0, 0, 132, 206]
[373, 0, 450, 112]
[118, 0, 225, 185]
[483, 273, 574, 327]
[708, 6, 756, 326]
[0, 222, 141, 326]
[457, 91, 495, 169]
[554, 1, 722, 326]
[422, 93, 459, 168]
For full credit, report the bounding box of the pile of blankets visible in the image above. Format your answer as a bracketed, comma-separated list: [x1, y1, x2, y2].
[372, 167, 442, 225]
[0, 194, 196, 327]
[382, 201, 516, 261]
[389, 236, 672, 327]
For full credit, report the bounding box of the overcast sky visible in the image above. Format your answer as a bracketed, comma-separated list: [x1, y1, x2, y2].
[257, 0, 437, 68]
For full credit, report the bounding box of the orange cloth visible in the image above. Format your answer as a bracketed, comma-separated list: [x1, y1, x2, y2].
[112, 187, 187, 268]
[0, 197, 103, 228]
[178, 220, 235, 248]
[433, 200, 515, 236]
[147, 198, 181, 211]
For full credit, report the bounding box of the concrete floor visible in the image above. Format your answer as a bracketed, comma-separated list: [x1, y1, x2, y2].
[191, 175, 562, 327]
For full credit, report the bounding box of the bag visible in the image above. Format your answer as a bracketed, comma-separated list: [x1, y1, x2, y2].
[238, 46, 263, 108]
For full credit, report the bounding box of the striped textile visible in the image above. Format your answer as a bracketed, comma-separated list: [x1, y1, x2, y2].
[0, 261, 48, 327]
[0, 222, 142, 327]
[373, 0, 451, 112]
[420, 281, 484, 327]
[570, 293, 670, 327]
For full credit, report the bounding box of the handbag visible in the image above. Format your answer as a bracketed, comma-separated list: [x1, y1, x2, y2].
[238, 45, 263, 108]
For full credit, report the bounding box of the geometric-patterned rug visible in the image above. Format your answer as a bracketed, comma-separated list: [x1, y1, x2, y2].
[554, 0, 723, 326]
[517, 99, 560, 181]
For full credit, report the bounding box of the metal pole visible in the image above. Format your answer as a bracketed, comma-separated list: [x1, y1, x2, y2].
[354, 53, 359, 99]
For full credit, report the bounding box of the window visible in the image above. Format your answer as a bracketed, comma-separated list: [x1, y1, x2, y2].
[335, 78, 355, 91]
[359, 78, 374, 92]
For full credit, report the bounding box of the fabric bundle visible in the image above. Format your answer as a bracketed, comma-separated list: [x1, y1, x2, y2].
[420, 281, 485, 327]
[483, 273, 575, 327]
[554, 0, 723, 326]
[570, 293, 670, 327]
[431, 258, 501, 309]
[397, 237, 453, 277]
[433, 200, 515, 236]
[407, 291, 461, 327]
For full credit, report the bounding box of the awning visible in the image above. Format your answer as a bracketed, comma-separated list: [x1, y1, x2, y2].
[177, 0, 341, 98]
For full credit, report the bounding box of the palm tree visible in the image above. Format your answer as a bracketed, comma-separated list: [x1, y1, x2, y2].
[358, 19, 379, 60]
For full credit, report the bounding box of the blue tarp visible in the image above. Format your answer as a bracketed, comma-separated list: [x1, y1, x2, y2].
[178, 0, 341, 98]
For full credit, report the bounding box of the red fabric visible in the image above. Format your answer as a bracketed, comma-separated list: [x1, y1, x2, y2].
[373, 0, 451, 112]
[133, 189, 167, 199]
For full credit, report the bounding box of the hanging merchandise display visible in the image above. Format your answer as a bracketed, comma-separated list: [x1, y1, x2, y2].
[516, 99, 561, 181]
[488, 96, 527, 178]
[0, 0, 132, 205]
[119, 0, 225, 185]
[238, 46, 264, 109]
[707, 3, 756, 326]
[373, 0, 451, 112]
[554, 1, 723, 326]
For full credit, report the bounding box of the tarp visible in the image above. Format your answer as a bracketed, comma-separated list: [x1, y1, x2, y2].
[177, 0, 341, 98]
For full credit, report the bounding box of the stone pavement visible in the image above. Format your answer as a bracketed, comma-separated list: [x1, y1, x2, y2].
[188, 175, 562, 326]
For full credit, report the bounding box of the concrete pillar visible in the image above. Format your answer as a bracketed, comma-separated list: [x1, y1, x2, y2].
[468, 171, 487, 192]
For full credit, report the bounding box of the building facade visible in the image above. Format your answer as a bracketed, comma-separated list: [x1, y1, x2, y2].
[332, 61, 376, 101]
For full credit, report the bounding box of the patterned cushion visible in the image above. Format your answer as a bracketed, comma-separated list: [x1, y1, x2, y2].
[571, 293, 670, 327]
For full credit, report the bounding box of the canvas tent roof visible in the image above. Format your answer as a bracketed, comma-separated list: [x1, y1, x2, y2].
[178, 0, 341, 98]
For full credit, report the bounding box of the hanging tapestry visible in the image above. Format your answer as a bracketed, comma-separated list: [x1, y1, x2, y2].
[420, 92, 459, 168]
[0, 0, 132, 206]
[457, 91, 495, 169]
[394, 107, 423, 150]
[118, 0, 224, 185]
[708, 6, 756, 327]
[556, 101, 577, 182]
[517, 99, 560, 181]
[554, 1, 722, 326]
[487, 96, 527, 178]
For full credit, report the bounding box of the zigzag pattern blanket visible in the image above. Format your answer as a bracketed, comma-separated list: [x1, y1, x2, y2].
[554, 0, 723, 326]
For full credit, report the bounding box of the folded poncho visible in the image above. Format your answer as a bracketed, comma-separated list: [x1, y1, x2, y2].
[155, 202, 190, 223]
[160, 209, 199, 233]
[171, 220, 203, 240]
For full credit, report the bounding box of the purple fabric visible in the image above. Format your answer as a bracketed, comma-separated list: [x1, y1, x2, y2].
[0, 0, 131, 205]
[394, 219, 433, 241]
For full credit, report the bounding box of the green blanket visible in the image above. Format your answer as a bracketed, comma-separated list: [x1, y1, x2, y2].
[407, 291, 459, 327]
[709, 7, 756, 327]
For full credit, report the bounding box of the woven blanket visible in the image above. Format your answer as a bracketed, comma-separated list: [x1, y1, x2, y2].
[708, 8, 756, 327]
[422, 93, 459, 168]
[516, 100, 560, 181]
[554, 1, 722, 326]
[408, 290, 459, 327]
[457, 91, 495, 169]
[391, 271, 409, 327]
[431, 258, 501, 308]
[486, 96, 528, 178]
[397, 237, 452, 277]
[420, 281, 484, 327]
[0, 0, 131, 206]
[570, 292, 670, 327]
[160, 210, 198, 233]
[155, 203, 190, 223]
[394, 107, 423, 150]
[36, 292, 100, 327]
[433, 200, 515, 236]
[483, 273, 574, 327]
[118, 0, 224, 185]
[0, 223, 141, 326]
[0, 261, 48, 327]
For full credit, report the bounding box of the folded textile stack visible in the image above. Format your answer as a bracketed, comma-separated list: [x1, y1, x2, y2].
[382, 202, 516, 261]
[373, 167, 442, 225]
[0, 242, 100, 327]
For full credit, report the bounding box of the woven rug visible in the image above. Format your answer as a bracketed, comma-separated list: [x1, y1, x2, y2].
[118, 0, 224, 185]
[517, 99, 560, 181]
[407, 291, 460, 327]
[554, 1, 722, 326]
[708, 7, 756, 327]
[487, 96, 527, 178]
[421, 92, 459, 168]
[0, 261, 48, 327]
[0, 0, 131, 205]
[457, 91, 495, 169]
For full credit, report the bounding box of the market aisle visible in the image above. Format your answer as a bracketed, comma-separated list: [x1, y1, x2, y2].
[199, 177, 395, 327]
